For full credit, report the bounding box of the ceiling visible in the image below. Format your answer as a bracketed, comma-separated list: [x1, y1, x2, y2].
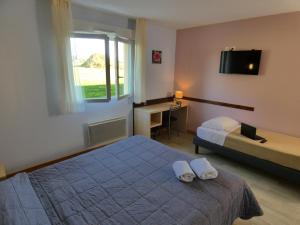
[73, 0, 300, 29]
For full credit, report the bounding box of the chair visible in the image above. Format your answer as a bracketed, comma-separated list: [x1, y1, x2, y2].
[162, 104, 181, 139]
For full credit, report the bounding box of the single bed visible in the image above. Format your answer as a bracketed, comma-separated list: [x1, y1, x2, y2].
[194, 126, 300, 184]
[1, 135, 262, 225]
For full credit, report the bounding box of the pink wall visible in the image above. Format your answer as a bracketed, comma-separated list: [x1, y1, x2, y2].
[175, 12, 300, 137]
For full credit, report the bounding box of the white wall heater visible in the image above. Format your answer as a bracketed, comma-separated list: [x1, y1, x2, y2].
[86, 117, 128, 147]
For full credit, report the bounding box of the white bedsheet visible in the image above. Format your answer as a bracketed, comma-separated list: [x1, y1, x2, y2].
[197, 125, 241, 146]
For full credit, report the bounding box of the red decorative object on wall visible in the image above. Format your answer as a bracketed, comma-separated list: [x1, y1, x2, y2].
[152, 50, 162, 64]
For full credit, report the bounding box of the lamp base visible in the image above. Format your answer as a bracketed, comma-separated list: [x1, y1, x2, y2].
[174, 98, 182, 107]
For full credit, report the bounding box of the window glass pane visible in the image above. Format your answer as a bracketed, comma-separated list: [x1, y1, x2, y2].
[117, 41, 130, 97]
[71, 37, 107, 100]
[109, 40, 116, 97]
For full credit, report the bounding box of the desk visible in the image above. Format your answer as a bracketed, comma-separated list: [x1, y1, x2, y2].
[134, 101, 189, 138]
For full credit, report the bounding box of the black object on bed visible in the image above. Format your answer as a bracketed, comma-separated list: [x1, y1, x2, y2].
[1, 136, 263, 225]
[193, 136, 300, 185]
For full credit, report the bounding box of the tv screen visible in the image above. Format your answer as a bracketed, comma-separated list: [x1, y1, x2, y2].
[219, 50, 262, 75]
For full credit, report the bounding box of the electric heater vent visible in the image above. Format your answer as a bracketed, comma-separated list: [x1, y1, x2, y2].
[87, 117, 127, 146]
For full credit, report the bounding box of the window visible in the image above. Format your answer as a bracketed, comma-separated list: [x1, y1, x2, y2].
[70, 33, 132, 102]
[109, 40, 116, 97]
[116, 38, 131, 98]
[71, 34, 110, 102]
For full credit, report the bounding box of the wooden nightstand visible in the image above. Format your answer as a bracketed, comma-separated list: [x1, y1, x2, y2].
[0, 164, 6, 181]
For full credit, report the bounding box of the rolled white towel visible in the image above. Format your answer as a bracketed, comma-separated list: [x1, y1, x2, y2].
[172, 161, 196, 183]
[190, 158, 218, 180]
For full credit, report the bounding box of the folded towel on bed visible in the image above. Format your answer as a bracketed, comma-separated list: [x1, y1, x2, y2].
[190, 158, 218, 180]
[172, 161, 196, 182]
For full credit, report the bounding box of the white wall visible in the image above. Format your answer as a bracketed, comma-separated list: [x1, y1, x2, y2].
[145, 21, 176, 100]
[72, 3, 130, 29]
[0, 0, 133, 173]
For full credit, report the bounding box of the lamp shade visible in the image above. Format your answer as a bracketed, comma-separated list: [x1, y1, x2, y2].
[175, 91, 183, 99]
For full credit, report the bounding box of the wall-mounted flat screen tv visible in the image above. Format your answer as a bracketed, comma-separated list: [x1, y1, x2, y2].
[219, 50, 262, 75]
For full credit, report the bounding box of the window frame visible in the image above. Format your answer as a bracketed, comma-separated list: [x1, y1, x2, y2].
[71, 33, 111, 103]
[115, 37, 132, 100]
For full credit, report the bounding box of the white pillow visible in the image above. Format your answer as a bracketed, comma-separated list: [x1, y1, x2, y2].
[202, 116, 240, 132]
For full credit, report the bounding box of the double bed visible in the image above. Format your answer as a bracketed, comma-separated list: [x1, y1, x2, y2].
[1, 135, 262, 225]
[194, 122, 300, 184]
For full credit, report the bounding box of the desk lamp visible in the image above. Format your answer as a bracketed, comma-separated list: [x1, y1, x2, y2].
[175, 91, 183, 106]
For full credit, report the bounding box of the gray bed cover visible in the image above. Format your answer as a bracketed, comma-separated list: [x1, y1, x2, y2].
[5, 135, 263, 225]
[0, 172, 51, 225]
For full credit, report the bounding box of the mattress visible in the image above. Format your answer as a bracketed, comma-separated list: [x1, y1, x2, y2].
[197, 126, 300, 171]
[197, 126, 231, 146]
[1, 135, 263, 225]
[225, 127, 300, 171]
